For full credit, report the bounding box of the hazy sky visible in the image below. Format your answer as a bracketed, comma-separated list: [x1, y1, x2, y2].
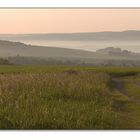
[0, 9, 140, 34]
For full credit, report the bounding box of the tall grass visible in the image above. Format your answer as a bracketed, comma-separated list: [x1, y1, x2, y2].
[0, 71, 130, 129]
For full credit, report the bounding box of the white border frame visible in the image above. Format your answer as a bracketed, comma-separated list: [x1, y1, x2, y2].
[0, 0, 140, 7]
[0, 0, 140, 139]
[0, 131, 140, 140]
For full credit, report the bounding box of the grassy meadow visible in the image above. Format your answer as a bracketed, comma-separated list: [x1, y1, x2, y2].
[0, 65, 140, 129]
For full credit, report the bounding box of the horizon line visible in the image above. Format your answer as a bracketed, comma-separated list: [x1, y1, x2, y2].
[0, 29, 140, 35]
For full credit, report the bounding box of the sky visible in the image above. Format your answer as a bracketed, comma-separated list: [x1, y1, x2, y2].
[0, 9, 140, 34]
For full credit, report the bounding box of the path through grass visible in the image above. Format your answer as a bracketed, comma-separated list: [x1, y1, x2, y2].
[112, 75, 140, 129]
[0, 65, 140, 129]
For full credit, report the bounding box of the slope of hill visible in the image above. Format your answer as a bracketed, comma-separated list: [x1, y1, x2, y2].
[0, 40, 96, 58]
[0, 40, 140, 66]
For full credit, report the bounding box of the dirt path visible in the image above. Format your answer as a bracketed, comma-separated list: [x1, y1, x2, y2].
[134, 81, 140, 88]
[112, 77, 140, 129]
[112, 78, 137, 103]
[112, 78, 129, 96]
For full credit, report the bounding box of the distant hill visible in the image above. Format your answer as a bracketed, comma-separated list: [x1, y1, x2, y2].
[96, 47, 134, 56]
[0, 30, 140, 41]
[96, 47, 122, 54]
[0, 40, 96, 58]
[1, 30, 140, 53]
[0, 40, 140, 66]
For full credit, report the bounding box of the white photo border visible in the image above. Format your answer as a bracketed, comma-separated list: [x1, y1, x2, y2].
[0, 131, 140, 140]
[0, 0, 140, 139]
[0, 0, 139, 7]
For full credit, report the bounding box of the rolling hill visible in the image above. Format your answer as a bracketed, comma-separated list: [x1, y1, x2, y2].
[0, 30, 140, 41]
[0, 40, 96, 58]
[0, 39, 140, 66]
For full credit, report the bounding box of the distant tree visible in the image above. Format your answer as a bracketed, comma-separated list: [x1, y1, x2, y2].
[0, 58, 10, 65]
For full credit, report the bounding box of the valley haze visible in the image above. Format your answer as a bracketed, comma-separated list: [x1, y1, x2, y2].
[0, 30, 140, 66]
[0, 30, 140, 52]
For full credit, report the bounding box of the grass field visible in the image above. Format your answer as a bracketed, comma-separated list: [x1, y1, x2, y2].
[0, 65, 140, 76]
[0, 65, 140, 129]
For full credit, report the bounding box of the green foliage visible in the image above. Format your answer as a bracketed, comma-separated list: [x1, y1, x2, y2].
[0, 58, 10, 65]
[0, 65, 139, 129]
[0, 71, 129, 129]
[0, 65, 140, 76]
